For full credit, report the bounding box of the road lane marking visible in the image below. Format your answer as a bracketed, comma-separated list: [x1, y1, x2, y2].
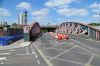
[49, 46, 77, 61]
[30, 46, 34, 52]
[85, 54, 95, 66]
[34, 45, 53, 66]
[54, 57, 84, 65]
[35, 55, 38, 58]
[42, 47, 65, 51]
[37, 59, 40, 64]
[0, 53, 10, 55]
[15, 54, 30, 55]
[69, 51, 91, 56]
[25, 47, 29, 55]
[32, 52, 36, 54]
[1, 63, 4, 64]
[70, 39, 100, 57]
[0, 57, 7, 60]
[70, 39, 93, 54]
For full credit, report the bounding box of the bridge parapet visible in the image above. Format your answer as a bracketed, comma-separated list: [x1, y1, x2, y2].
[55, 22, 100, 40]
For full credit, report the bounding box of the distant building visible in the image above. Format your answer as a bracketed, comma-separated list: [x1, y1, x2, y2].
[18, 13, 23, 25]
[18, 11, 27, 26]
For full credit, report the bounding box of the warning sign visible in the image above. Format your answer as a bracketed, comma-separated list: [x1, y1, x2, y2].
[24, 26, 29, 33]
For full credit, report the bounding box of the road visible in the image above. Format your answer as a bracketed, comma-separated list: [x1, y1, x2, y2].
[0, 33, 100, 66]
[0, 42, 47, 66]
[35, 33, 100, 66]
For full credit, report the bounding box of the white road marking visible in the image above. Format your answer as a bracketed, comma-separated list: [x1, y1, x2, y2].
[1, 63, 4, 64]
[69, 51, 91, 56]
[35, 55, 38, 58]
[25, 47, 29, 55]
[49, 46, 77, 61]
[86, 54, 95, 66]
[54, 57, 84, 65]
[0, 57, 6, 60]
[16, 54, 29, 55]
[34, 45, 53, 66]
[70, 39, 93, 54]
[30, 46, 34, 52]
[0, 53, 10, 55]
[32, 52, 36, 54]
[37, 59, 40, 64]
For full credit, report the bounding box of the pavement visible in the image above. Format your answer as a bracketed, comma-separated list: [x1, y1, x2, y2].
[0, 39, 31, 50]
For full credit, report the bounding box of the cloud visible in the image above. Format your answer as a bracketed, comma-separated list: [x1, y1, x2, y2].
[32, 8, 49, 16]
[32, 8, 50, 25]
[90, 2, 100, 9]
[17, 2, 32, 10]
[90, 2, 100, 13]
[45, 0, 80, 7]
[0, 8, 10, 16]
[92, 14, 100, 18]
[57, 8, 89, 17]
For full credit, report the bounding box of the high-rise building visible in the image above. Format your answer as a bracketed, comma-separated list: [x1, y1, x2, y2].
[18, 11, 27, 26]
[18, 13, 23, 25]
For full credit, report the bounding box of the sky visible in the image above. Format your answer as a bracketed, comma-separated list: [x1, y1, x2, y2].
[0, 0, 100, 25]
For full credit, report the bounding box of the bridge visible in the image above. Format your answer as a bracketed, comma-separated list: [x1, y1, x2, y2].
[55, 22, 100, 40]
[40, 25, 57, 32]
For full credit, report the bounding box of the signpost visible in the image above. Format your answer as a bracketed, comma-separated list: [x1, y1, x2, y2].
[23, 25, 29, 42]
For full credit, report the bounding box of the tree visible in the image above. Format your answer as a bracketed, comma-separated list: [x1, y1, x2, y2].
[11, 23, 17, 26]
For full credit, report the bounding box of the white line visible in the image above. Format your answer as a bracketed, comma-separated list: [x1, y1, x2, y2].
[0, 53, 10, 55]
[70, 39, 93, 54]
[37, 59, 40, 64]
[49, 46, 77, 61]
[0, 57, 6, 60]
[35, 55, 38, 58]
[54, 57, 84, 65]
[30, 46, 34, 52]
[42, 47, 65, 51]
[1, 63, 4, 64]
[25, 47, 29, 55]
[16, 54, 29, 55]
[86, 54, 95, 65]
[69, 51, 91, 56]
[34, 45, 53, 66]
[32, 52, 36, 54]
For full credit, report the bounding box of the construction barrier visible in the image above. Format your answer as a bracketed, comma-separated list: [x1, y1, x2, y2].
[48, 32, 69, 40]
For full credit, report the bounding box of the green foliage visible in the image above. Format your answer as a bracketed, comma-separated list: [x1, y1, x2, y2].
[89, 23, 100, 26]
[11, 23, 17, 26]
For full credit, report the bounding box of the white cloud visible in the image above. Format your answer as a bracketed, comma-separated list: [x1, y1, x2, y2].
[90, 2, 100, 9]
[17, 2, 32, 10]
[0, 8, 10, 16]
[92, 14, 100, 18]
[58, 5, 69, 9]
[90, 2, 100, 13]
[32, 8, 49, 16]
[57, 8, 89, 17]
[45, 0, 80, 7]
[32, 8, 50, 25]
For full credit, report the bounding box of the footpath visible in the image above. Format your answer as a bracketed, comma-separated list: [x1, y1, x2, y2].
[0, 39, 31, 50]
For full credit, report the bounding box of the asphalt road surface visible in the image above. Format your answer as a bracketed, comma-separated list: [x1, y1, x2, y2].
[0, 33, 100, 66]
[0, 43, 47, 66]
[35, 33, 100, 66]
